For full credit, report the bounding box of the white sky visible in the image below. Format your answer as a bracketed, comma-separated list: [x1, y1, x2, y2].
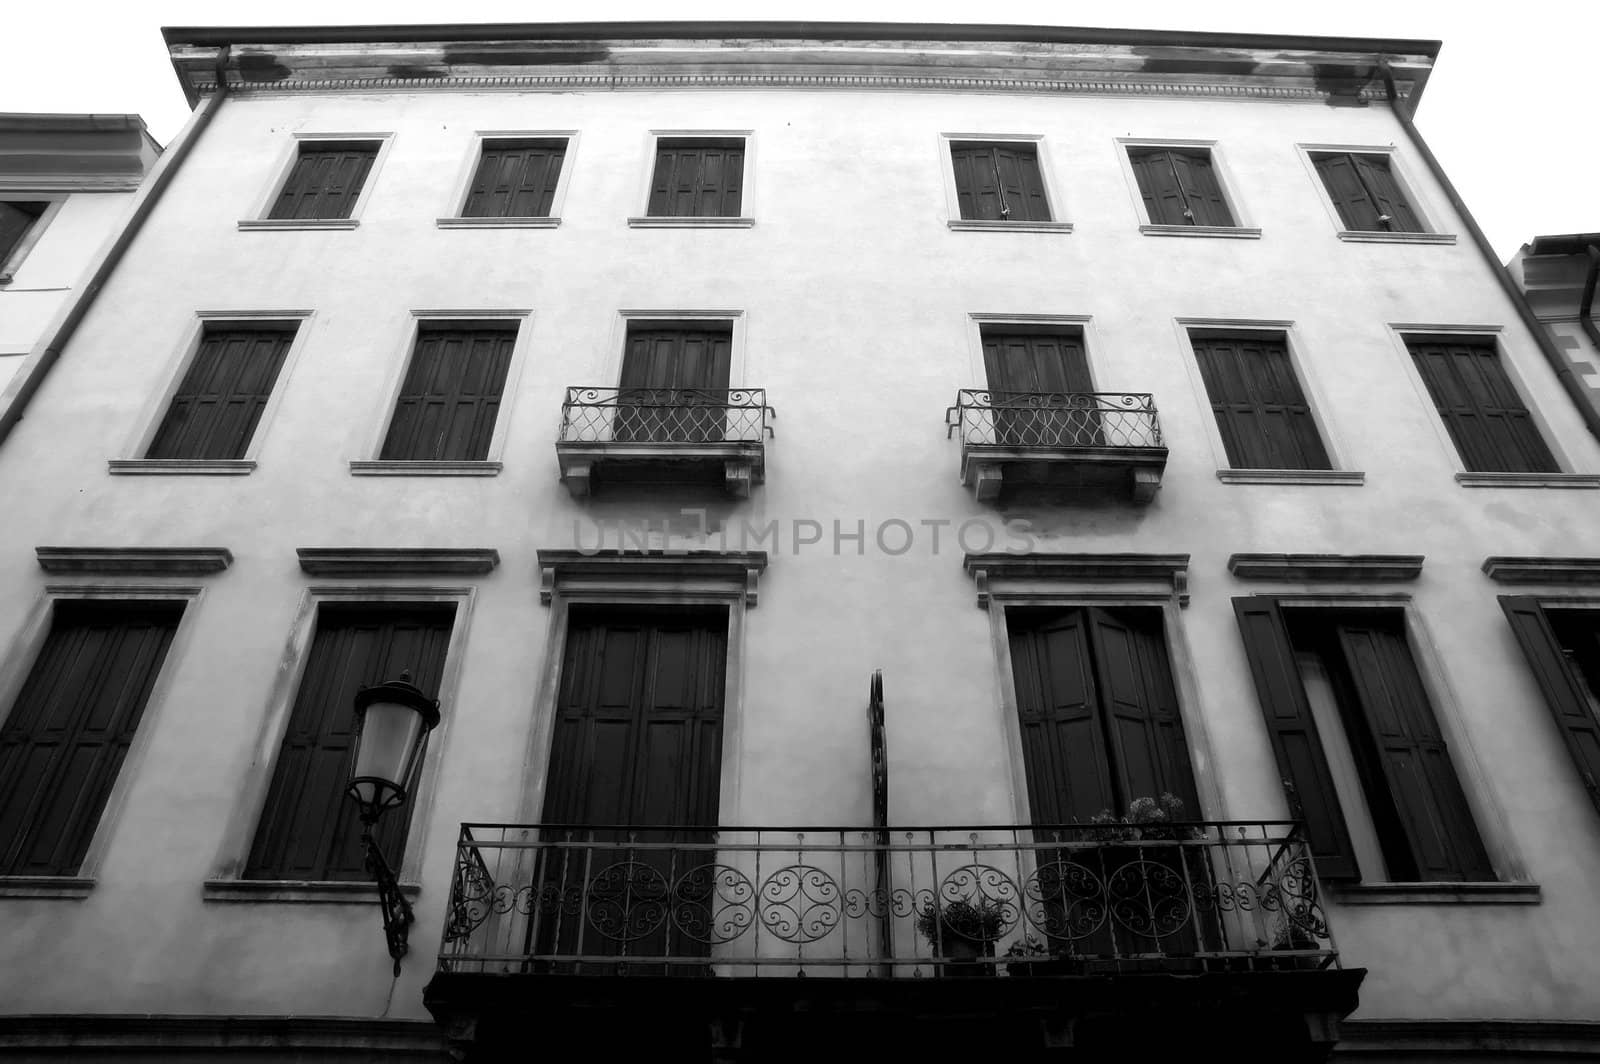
[4, 0, 1593, 260]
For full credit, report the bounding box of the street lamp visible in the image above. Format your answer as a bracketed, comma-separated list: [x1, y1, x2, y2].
[346, 671, 440, 976]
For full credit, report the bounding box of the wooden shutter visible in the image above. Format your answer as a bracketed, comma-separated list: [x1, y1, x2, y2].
[982, 330, 1096, 447]
[1352, 155, 1422, 233]
[1314, 154, 1382, 231]
[1169, 150, 1234, 226]
[617, 325, 733, 443]
[147, 328, 294, 461]
[1334, 622, 1492, 881]
[1499, 597, 1600, 817]
[647, 140, 743, 218]
[950, 145, 1001, 220]
[1128, 149, 1186, 225]
[245, 605, 453, 881]
[0, 601, 182, 875]
[463, 140, 566, 218]
[951, 144, 1050, 222]
[996, 146, 1051, 222]
[1086, 607, 1200, 813]
[1009, 609, 1118, 824]
[1408, 339, 1558, 473]
[379, 327, 515, 461]
[1192, 334, 1331, 470]
[0, 201, 47, 265]
[1232, 598, 1359, 879]
[268, 144, 377, 220]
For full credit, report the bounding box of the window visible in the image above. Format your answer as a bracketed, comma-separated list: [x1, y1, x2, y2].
[1190, 331, 1330, 470]
[1127, 145, 1235, 227]
[378, 325, 516, 462]
[646, 137, 745, 219]
[1499, 598, 1600, 819]
[950, 142, 1051, 223]
[266, 140, 379, 221]
[145, 325, 296, 461]
[0, 200, 52, 282]
[460, 138, 567, 219]
[244, 604, 453, 881]
[0, 601, 183, 876]
[1310, 152, 1423, 234]
[1234, 599, 1493, 882]
[1406, 337, 1558, 474]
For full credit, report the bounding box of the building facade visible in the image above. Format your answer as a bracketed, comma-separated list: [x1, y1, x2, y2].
[1, 21, 1599, 1061]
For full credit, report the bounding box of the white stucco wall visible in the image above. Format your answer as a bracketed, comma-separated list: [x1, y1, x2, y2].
[1, 82, 1598, 1029]
[0, 191, 136, 350]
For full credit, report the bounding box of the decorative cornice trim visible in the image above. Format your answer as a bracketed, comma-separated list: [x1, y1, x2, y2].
[1482, 557, 1600, 585]
[1228, 553, 1424, 582]
[296, 548, 500, 576]
[36, 547, 233, 575]
[537, 549, 768, 607]
[963, 552, 1190, 608]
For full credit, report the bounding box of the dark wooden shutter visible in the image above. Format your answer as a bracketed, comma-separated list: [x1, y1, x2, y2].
[1010, 610, 1118, 825]
[1334, 622, 1493, 881]
[646, 140, 743, 218]
[1352, 155, 1422, 233]
[950, 145, 989, 220]
[245, 605, 453, 881]
[1128, 149, 1186, 225]
[1086, 607, 1200, 813]
[379, 327, 515, 461]
[1499, 597, 1600, 817]
[996, 146, 1051, 222]
[0, 601, 183, 876]
[463, 140, 566, 218]
[1314, 154, 1382, 231]
[1408, 339, 1558, 473]
[1192, 334, 1330, 470]
[1169, 150, 1234, 226]
[0, 201, 47, 265]
[616, 325, 733, 443]
[146, 328, 295, 461]
[982, 330, 1095, 446]
[268, 144, 377, 220]
[1232, 598, 1359, 879]
[952, 144, 1050, 222]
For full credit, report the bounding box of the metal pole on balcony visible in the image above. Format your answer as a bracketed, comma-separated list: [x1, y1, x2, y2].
[868, 670, 892, 976]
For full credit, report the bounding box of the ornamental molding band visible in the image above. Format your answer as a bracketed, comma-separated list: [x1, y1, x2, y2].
[35, 546, 233, 575]
[1228, 553, 1424, 582]
[295, 547, 501, 575]
[963, 552, 1190, 608]
[536, 549, 768, 606]
[1481, 556, 1600, 584]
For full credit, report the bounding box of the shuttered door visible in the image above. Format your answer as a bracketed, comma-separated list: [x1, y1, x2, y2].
[1334, 622, 1492, 881]
[379, 328, 515, 461]
[1192, 335, 1330, 470]
[538, 607, 727, 964]
[244, 605, 453, 881]
[0, 601, 183, 875]
[1232, 597, 1359, 879]
[646, 141, 744, 218]
[615, 326, 733, 443]
[951, 144, 1050, 222]
[1499, 597, 1600, 817]
[146, 328, 294, 461]
[462, 141, 566, 218]
[267, 144, 377, 220]
[1010, 610, 1118, 825]
[1089, 608, 1199, 812]
[982, 331, 1096, 447]
[1408, 339, 1557, 473]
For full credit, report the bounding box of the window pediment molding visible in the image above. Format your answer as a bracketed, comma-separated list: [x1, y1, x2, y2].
[36, 546, 233, 575]
[963, 552, 1189, 608]
[295, 547, 500, 576]
[537, 549, 768, 606]
[1228, 553, 1424, 582]
[1482, 557, 1600, 584]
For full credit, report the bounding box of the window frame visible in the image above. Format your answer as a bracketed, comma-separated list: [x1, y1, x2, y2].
[438, 131, 577, 229]
[203, 584, 474, 903]
[111, 310, 314, 476]
[938, 133, 1071, 234]
[1388, 323, 1594, 487]
[239, 133, 393, 231]
[0, 194, 66, 285]
[0, 583, 205, 897]
[628, 130, 755, 228]
[1233, 592, 1529, 900]
[350, 309, 533, 477]
[1297, 143, 1454, 245]
[1174, 318, 1361, 484]
[1116, 138, 1259, 239]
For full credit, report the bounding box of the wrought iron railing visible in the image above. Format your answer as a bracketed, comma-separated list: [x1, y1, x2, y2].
[558, 387, 774, 445]
[438, 821, 1336, 977]
[945, 391, 1163, 449]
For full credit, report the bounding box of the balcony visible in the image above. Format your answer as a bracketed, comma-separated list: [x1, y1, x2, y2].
[426, 821, 1363, 1060]
[946, 390, 1168, 503]
[555, 387, 774, 498]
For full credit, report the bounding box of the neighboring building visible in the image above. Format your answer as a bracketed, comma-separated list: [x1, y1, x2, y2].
[0, 113, 160, 394]
[1507, 233, 1600, 425]
[2, 20, 1600, 1062]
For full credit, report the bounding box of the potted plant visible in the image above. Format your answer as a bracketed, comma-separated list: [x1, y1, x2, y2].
[1075, 794, 1213, 963]
[915, 898, 1006, 977]
[1003, 935, 1083, 977]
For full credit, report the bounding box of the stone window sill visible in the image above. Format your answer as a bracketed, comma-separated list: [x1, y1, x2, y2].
[1217, 469, 1365, 485]
[1337, 230, 1456, 245]
[1140, 224, 1262, 239]
[0, 876, 94, 899]
[1456, 472, 1600, 489]
[1331, 882, 1540, 905]
[349, 460, 502, 477]
[238, 219, 359, 231]
[437, 217, 559, 229]
[947, 220, 1073, 234]
[109, 459, 255, 476]
[202, 879, 421, 904]
[626, 216, 755, 229]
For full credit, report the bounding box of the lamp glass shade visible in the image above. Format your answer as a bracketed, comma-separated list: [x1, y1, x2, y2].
[349, 696, 431, 811]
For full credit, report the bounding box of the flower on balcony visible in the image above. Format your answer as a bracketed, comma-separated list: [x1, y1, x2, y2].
[1087, 792, 1206, 842]
[915, 897, 1007, 946]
